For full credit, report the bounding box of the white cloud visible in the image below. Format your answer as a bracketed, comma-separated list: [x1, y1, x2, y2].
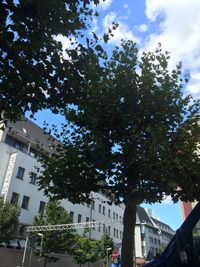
[54, 34, 78, 60]
[55, 35, 77, 50]
[98, 0, 113, 10]
[103, 12, 140, 45]
[91, 17, 100, 33]
[137, 24, 148, 33]
[143, 0, 200, 98]
[103, 12, 117, 28]
[187, 72, 200, 98]
[162, 195, 173, 205]
[123, 3, 129, 9]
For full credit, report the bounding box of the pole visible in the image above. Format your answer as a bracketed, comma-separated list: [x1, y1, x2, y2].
[22, 234, 29, 267]
[89, 200, 93, 239]
[106, 248, 112, 267]
[38, 233, 44, 262]
[88, 197, 93, 267]
[107, 250, 109, 267]
[28, 248, 33, 267]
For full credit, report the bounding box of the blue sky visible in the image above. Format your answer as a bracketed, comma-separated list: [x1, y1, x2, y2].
[31, 0, 200, 230]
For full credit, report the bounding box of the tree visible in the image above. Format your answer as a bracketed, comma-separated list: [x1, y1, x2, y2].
[72, 231, 100, 267]
[0, 0, 101, 122]
[72, 231, 114, 266]
[99, 233, 114, 266]
[38, 41, 200, 267]
[32, 199, 76, 267]
[0, 197, 20, 245]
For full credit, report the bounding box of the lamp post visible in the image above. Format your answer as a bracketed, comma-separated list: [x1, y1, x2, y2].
[106, 247, 112, 267]
[22, 234, 29, 267]
[89, 199, 93, 239]
[38, 233, 44, 261]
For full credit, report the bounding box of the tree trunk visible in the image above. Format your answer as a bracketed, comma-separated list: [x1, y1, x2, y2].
[44, 257, 47, 267]
[121, 192, 137, 267]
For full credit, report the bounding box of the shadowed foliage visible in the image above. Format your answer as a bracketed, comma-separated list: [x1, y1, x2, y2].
[0, 0, 101, 121]
[38, 41, 200, 267]
[0, 197, 20, 245]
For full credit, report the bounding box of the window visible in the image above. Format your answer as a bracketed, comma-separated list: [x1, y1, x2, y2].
[5, 135, 28, 153]
[116, 229, 119, 238]
[86, 217, 89, 222]
[78, 214, 82, 223]
[91, 200, 95, 210]
[5, 135, 15, 147]
[149, 228, 157, 234]
[149, 237, 153, 244]
[120, 231, 122, 239]
[103, 206, 105, 215]
[18, 224, 26, 238]
[142, 246, 146, 256]
[154, 238, 157, 245]
[29, 147, 38, 158]
[108, 226, 111, 235]
[150, 247, 154, 255]
[108, 209, 111, 217]
[116, 214, 118, 220]
[70, 212, 74, 222]
[29, 172, 37, 185]
[113, 212, 115, 220]
[103, 224, 106, 233]
[114, 228, 116, 237]
[92, 220, 95, 229]
[98, 222, 101, 232]
[38, 201, 45, 213]
[192, 218, 200, 265]
[10, 192, 19, 205]
[99, 204, 102, 213]
[16, 166, 25, 180]
[21, 196, 30, 209]
[15, 140, 26, 151]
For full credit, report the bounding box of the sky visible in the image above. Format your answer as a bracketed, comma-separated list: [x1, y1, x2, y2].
[31, 0, 200, 230]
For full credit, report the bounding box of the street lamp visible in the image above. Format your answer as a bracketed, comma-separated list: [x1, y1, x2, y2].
[22, 234, 29, 267]
[38, 233, 44, 261]
[106, 247, 112, 267]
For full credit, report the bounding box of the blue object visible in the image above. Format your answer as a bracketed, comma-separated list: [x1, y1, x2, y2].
[111, 263, 120, 267]
[144, 201, 200, 267]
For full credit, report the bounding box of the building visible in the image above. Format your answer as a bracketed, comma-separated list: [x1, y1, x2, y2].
[0, 118, 175, 256]
[135, 206, 175, 263]
[0, 119, 124, 247]
[181, 201, 198, 220]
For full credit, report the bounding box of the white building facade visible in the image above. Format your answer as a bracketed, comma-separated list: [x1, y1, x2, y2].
[0, 119, 175, 256]
[135, 206, 175, 261]
[0, 119, 124, 246]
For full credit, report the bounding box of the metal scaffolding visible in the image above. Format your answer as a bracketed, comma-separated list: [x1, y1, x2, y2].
[26, 219, 123, 233]
[27, 221, 103, 233]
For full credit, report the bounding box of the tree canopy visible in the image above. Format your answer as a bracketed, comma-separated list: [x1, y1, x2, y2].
[38, 41, 200, 267]
[0, 197, 20, 244]
[72, 232, 114, 266]
[99, 233, 115, 265]
[0, 0, 101, 122]
[72, 232, 100, 266]
[32, 200, 76, 265]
